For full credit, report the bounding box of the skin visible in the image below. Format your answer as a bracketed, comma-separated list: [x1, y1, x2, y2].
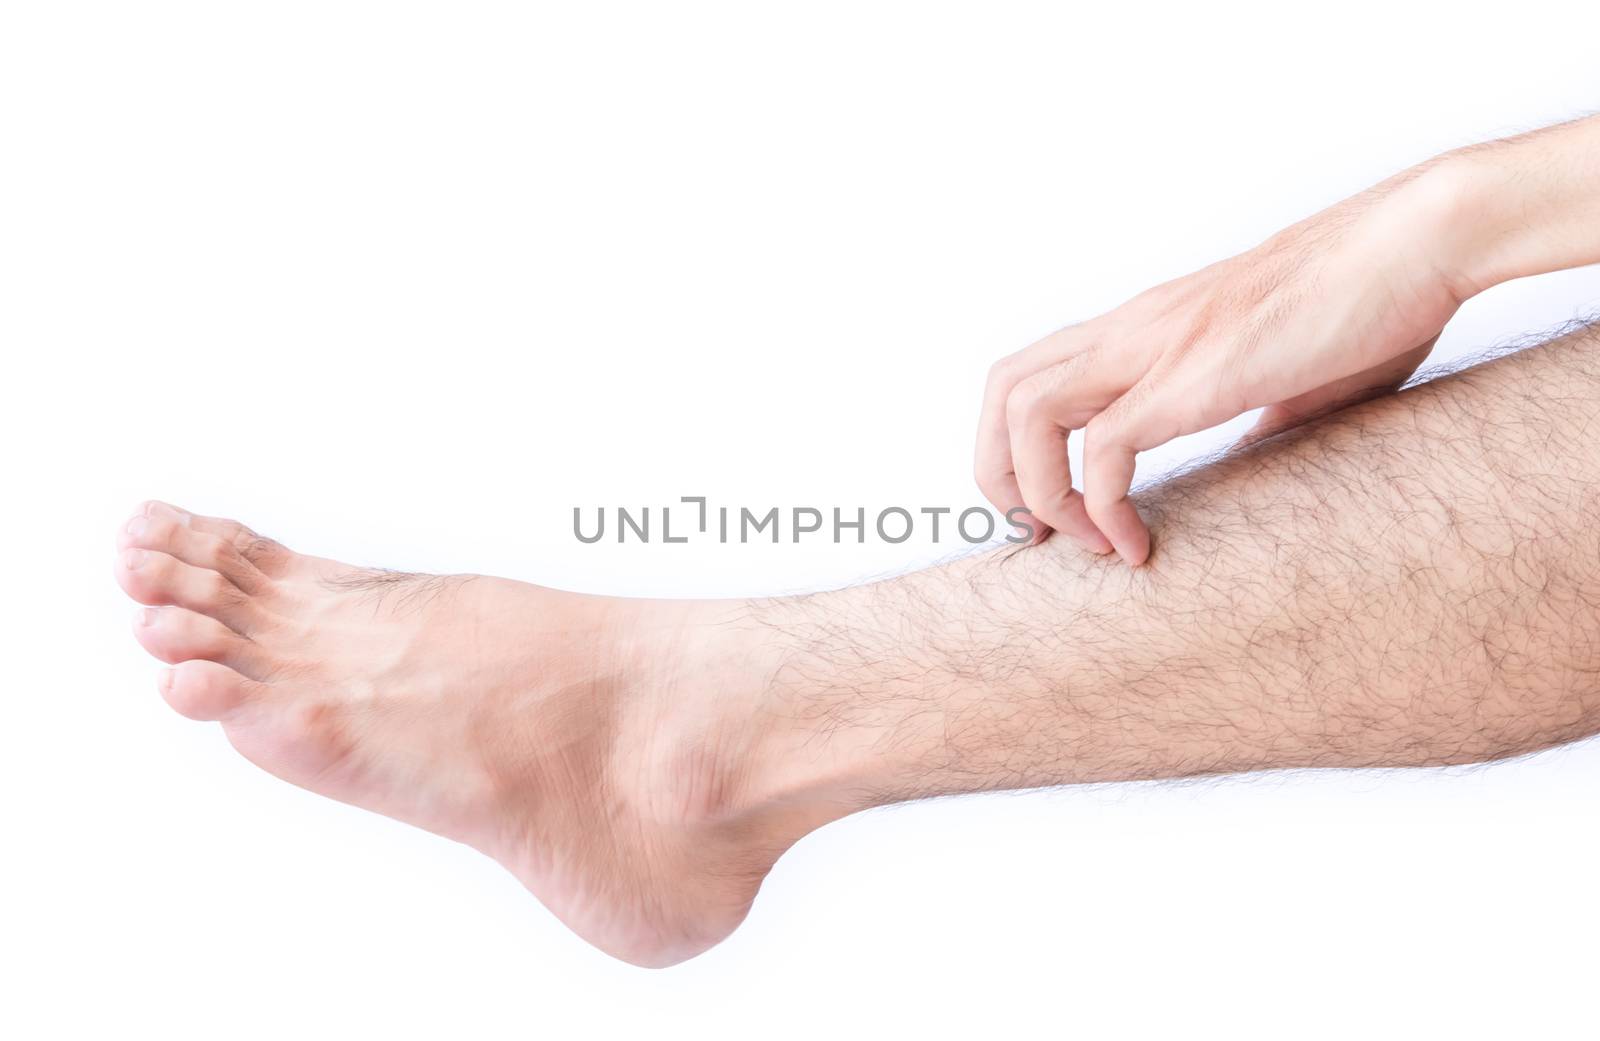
[115, 318, 1600, 966]
[975, 113, 1600, 563]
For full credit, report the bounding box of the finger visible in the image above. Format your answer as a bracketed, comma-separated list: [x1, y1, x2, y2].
[975, 325, 1096, 514]
[1006, 355, 1127, 554]
[1245, 340, 1435, 444]
[1009, 409, 1111, 552]
[1081, 378, 1189, 567]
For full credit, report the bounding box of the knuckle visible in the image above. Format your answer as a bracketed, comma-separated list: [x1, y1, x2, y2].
[239, 532, 281, 564]
[1032, 497, 1069, 527]
[144, 550, 177, 580]
[140, 516, 175, 549]
[1083, 492, 1117, 518]
[1048, 485, 1082, 512]
[281, 701, 323, 743]
[280, 701, 350, 762]
[1005, 380, 1047, 426]
[206, 570, 242, 605]
[1083, 412, 1116, 446]
[1086, 400, 1136, 444]
[986, 354, 1020, 387]
[214, 522, 258, 558]
[206, 536, 248, 574]
[1058, 343, 1099, 376]
[187, 533, 225, 570]
[193, 625, 232, 659]
[1003, 392, 1029, 428]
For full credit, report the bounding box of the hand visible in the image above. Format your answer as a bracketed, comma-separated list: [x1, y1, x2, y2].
[975, 161, 1477, 565]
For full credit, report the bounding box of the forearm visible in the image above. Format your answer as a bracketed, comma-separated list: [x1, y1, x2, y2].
[747, 323, 1600, 806]
[1446, 113, 1600, 292]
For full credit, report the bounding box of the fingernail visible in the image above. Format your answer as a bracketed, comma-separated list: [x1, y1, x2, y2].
[123, 548, 147, 570]
[125, 516, 148, 538]
[139, 606, 157, 626]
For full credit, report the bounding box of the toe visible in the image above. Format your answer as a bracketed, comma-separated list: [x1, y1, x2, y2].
[133, 606, 268, 677]
[121, 508, 269, 594]
[159, 660, 264, 721]
[116, 548, 258, 632]
[143, 502, 292, 577]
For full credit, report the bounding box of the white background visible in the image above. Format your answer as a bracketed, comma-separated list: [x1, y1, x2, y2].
[5, 2, 1600, 1037]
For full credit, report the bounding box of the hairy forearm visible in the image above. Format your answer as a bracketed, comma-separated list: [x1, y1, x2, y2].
[1448, 113, 1600, 292]
[749, 323, 1600, 806]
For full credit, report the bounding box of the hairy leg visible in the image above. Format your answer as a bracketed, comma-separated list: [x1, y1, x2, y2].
[747, 321, 1600, 805]
[115, 321, 1600, 966]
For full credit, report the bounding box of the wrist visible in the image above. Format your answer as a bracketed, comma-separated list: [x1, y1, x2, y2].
[1426, 120, 1600, 297]
[1430, 149, 1527, 297]
[1398, 152, 1508, 303]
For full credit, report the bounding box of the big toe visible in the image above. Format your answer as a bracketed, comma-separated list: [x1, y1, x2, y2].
[159, 660, 264, 721]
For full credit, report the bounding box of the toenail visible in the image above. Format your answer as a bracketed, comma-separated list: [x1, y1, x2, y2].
[125, 516, 148, 539]
[139, 607, 157, 626]
[123, 548, 147, 570]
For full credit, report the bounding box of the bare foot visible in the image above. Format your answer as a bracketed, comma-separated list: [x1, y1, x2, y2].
[114, 501, 840, 967]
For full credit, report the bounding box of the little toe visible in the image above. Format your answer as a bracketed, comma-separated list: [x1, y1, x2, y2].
[145, 502, 292, 576]
[159, 660, 265, 721]
[116, 548, 258, 631]
[121, 509, 268, 594]
[133, 606, 267, 676]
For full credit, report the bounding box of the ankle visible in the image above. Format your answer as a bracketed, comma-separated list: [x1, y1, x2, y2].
[588, 601, 809, 833]
[622, 600, 883, 839]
